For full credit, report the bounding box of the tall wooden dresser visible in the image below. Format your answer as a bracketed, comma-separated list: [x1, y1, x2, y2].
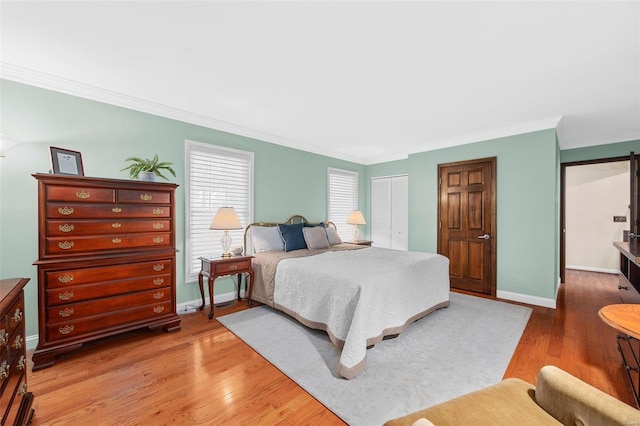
[32, 174, 181, 370]
[1, 278, 34, 425]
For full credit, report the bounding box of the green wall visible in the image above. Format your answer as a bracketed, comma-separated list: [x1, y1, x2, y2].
[367, 130, 560, 302]
[2, 78, 636, 345]
[0, 79, 365, 340]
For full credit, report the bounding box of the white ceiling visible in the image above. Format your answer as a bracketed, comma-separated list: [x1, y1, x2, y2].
[1, 1, 639, 164]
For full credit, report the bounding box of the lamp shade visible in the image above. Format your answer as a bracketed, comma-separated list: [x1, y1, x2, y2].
[347, 210, 366, 225]
[209, 207, 242, 230]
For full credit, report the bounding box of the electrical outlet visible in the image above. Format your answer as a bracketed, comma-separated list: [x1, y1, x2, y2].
[613, 216, 627, 223]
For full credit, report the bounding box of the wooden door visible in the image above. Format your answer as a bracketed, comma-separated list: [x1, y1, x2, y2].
[438, 158, 496, 295]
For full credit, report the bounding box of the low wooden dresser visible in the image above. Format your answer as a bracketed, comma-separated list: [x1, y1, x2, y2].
[32, 174, 181, 370]
[1, 278, 34, 425]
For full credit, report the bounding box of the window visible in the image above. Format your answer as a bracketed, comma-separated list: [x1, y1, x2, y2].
[185, 140, 253, 281]
[328, 167, 358, 240]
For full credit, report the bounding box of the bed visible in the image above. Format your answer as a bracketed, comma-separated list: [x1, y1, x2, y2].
[244, 215, 450, 379]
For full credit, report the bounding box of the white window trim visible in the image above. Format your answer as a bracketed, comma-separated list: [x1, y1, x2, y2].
[185, 140, 254, 283]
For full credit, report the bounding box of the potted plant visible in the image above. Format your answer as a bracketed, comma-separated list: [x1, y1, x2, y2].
[121, 154, 176, 181]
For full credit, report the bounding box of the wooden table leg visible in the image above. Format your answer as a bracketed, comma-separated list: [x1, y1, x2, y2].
[247, 270, 255, 307]
[208, 275, 215, 320]
[237, 273, 242, 300]
[198, 272, 205, 310]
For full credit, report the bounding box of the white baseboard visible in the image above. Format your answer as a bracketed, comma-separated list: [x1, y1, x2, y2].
[176, 289, 245, 314]
[25, 290, 246, 350]
[566, 265, 618, 275]
[497, 290, 556, 309]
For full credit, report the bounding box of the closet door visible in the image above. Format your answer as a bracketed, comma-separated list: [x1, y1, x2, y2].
[371, 175, 408, 250]
[391, 175, 409, 250]
[371, 178, 392, 248]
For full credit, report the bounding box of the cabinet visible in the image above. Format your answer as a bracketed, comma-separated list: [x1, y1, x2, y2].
[613, 241, 640, 407]
[32, 174, 181, 370]
[1, 278, 34, 425]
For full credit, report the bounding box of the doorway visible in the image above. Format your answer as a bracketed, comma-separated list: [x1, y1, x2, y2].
[560, 156, 630, 282]
[437, 157, 497, 296]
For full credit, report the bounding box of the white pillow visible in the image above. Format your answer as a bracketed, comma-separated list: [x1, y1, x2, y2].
[251, 226, 284, 252]
[303, 226, 330, 250]
[325, 226, 343, 245]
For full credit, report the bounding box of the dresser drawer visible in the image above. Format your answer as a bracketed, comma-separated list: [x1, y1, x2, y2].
[47, 203, 171, 219]
[47, 287, 172, 323]
[46, 260, 171, 288]
[47, 219, 172, 236]
[46, 301, 173, 342]
[46, 232, 172, 255]
[46, 186, 115, 203]
[117, 189, 171, 204]
[0, 363, 23, 417]
[3, 372, 27, 426]
[46, 274, 171, 306]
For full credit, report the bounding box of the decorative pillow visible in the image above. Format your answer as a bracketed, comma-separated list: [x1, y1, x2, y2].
[251, 226, 284, 252]
[326, 226, 343, 245]
[302, 226, 330, 250]
[278, 223, 307, 252]
[303, 222, 325, 228]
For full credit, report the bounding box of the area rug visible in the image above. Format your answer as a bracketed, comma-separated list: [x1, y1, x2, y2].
[217, 292, 532, 426]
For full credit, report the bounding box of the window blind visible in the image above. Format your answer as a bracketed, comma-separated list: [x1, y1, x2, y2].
[328, 167, 358, 240]
[185, 140, 253, 281]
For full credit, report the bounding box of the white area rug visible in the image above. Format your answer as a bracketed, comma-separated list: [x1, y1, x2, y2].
[217, 292, 532, 426]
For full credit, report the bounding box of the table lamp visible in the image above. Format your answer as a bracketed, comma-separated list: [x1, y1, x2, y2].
[210, 207, 242, 258]
[347, 210, 366, 243]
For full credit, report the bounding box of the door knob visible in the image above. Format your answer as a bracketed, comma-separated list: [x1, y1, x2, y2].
[478, 234, 490, 240]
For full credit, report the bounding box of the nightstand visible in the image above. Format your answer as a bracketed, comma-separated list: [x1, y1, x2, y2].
[198, 256, 254, 319]
[347, 240, 373, 246]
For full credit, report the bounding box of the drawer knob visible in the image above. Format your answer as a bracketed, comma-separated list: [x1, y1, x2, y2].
[58, 206, 74, 216]
[0, 329, 6, 346]
[58, 274, 74, 283]
[59, 224, 75, 233]
[12, 335, 23, 349]
[140, 193, 153, 201]
[59, 325, 74, 335]
[112, 238, 122, 244]
[152, 222, 164, 230]
[153, 278, 164, 286]
[75, 190, 91, 199]
[59, 241, 74, 250]
[59, 307, 74, 318]
[229, 264, 238, 271]
[18, 383, 28, 396]
[112, 207, 122, 213]
[58, 291, 74, 301]
[153, 236, 164, 244]
[153, 264, 165, 271]
[112, 222, 122, 228]
[17, 355, 26, 371]
[153, 305, 165, 314]
[153, 208, 164, 215]
[12, 309, 23, 322]
[153, 291, 164, 300]
[0, 361, 7, 379]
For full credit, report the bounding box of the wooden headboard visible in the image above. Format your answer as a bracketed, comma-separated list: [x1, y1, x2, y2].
[243, 214, 335, 254]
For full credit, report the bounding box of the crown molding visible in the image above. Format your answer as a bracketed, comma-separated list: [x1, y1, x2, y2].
[406, 116, 564, 157]
[1, 63, 566, 166]
[0, 62, 367, 165]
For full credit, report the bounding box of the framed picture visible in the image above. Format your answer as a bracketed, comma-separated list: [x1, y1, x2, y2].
[50, 146, 84, 176]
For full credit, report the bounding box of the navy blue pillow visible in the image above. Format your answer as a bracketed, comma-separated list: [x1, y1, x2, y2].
[278, 223, 307, 252]
[303, 222, 326, 228]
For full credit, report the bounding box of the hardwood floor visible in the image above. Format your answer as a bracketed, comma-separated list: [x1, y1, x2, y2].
[26, 270, 636, 425]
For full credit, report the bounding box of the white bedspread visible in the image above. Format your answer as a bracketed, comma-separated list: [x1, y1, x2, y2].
[273, 247, 450, 379]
